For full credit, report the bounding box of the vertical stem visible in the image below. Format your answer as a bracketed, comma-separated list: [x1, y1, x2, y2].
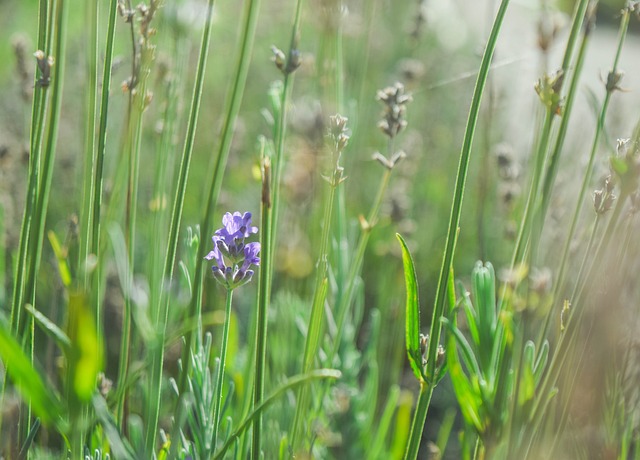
[90, 0, 119, 326]
[404, 383, 434, 460]
[212, 289, 234, 449]
[146, 0, 216, 452]
[178, 0, 261, 396]
[79, 0, 99, 288]
[404, 2, 511, 458]
[252, 0, 300, 456]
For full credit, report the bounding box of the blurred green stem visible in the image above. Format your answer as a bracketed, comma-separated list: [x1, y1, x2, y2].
[253, 0, 301, 456]
[79, 0, 99, 288]
[212, 289, 234, 449]
[146, 0, 216, 453]
[542, 5, 630, 344]
[403, 1, 511, 457]
[329, 167, 391, 362]
[290, 165, 338, 450]
[404, 383, 434, 460]
[177, 0, 260, 413]
[90, 0, 119, 325]
[9, 0, 51, 338]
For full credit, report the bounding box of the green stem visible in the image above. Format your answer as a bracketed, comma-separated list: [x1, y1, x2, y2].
[425, 0, 510, 384]
[537, 10, 593, 226]
[25, 0, 68, 325]
[541, 6, 630, 343]
[252, 175, 272, 459]
[290, 174, 338, 450]
[404, 383, 434, 460]
[252, 0, 299, 457]
[90, 0, 119, 324]
[329, 167, 391, 363]
[177, 0, 260, 413]
[146, 0, 216, 452]
[404, 3, 511, 458]
[212, 289, 234, 449]
[79, 0, 99, 288]
[10, 0, 52, 337]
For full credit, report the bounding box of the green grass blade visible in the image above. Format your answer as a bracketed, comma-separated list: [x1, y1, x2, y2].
[214, 369, 341, 460]
[0, 318, 63, 425]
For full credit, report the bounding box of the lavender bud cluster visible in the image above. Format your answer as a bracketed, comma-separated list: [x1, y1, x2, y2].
[205, 212, 261, 290]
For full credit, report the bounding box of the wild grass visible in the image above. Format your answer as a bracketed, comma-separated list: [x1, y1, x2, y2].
[1, 0, 640, 458]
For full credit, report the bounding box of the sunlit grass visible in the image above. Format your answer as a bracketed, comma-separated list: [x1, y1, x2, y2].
[1, 0, 640, 458]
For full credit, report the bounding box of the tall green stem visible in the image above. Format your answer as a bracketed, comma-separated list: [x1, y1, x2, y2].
[177, 0, 260, 410]
[543, 7, 630, 343]
[404, 1, 511, 457]
[145, 0, 216, 452]
[212, 289, 234, 449]
[90, 0, 119, 324]
[252, 0, 300, 457]
[404, 383, 434, 460]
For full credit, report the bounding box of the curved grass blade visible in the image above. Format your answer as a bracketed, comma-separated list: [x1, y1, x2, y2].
[0, 319, 63, 425]
[214, 369, 341, 459]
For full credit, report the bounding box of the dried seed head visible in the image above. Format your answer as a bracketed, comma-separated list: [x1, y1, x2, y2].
[537, 10, 565, 52]
[34, 50, 54, 87]
[377, 82, 412, 139]
[593, 176, 616, 215]
[271, 46, 286, 72]
[271, 45, 302, 76]
[604, 69, 626, 93]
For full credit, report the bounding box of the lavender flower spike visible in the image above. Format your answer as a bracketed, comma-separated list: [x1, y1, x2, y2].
[206, 212, 261, 290]
[215, 212, 258, 245]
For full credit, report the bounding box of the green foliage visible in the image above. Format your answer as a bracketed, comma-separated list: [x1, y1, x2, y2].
[1, 0, 640, 458]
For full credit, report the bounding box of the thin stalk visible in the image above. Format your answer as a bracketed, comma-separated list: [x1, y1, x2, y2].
[404, 2, 511, 458]
[90, 0, 119, 325]
[572, 189, 628, 304]
[252, 165, 273, 459]
[541, 7, 630, 343]
[328, 167, 391, 362]
[9, 0, 50, 336]
[509, 110, 553, 267]
[267, 0, 304, 267]
[290, 173, 338, 450]
[509, 0, 589, 269]
[148, 37, 188, 315]
[178, 0, 262, 396]
[25, 0, 68, 317]
[252, 0, 300, 456]
[404, 383, 434, 460]
[145, 0, 216, 452]
[79, 0, 99, 288]
[532, 35, 591, 274]
[528, 193, 629, 450]
[212, 289, 234, 449]
[2, 0, 50, 442]
[425, 0, 510, 387]
[537, 10, 593, 227]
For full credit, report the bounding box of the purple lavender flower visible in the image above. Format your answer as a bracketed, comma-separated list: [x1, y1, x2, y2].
[205, 212, 261, 290]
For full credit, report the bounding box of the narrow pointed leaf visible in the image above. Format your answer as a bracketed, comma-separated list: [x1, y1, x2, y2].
[396, 233, 423, 381]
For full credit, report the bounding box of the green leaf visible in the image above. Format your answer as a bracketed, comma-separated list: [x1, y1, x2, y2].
[67, 290, 103, 402]
[92, 394, 136, 459]
[533, 340, 549, 386]
[0, 319, 63, 424]
[47, 230, 72, 287]
[25, 304, 71, 354]
[214, 369, 341, 459]
[396, 233, 423, 382]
